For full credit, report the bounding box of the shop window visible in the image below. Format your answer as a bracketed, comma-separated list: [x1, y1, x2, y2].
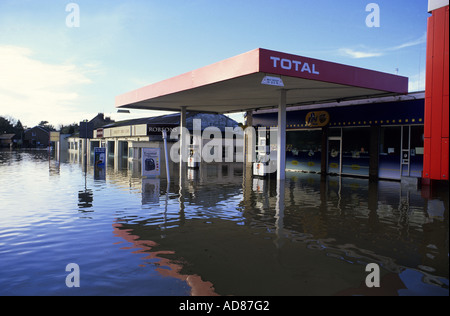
[342, 127, 370, 176]
[409, 125, 424, 177]
[108, 142, 115, 157]
[379, 126, 401, 179]
[286, 130, 322, 172]
[378, 125, 424, 179]
[127, 147, 142, 160]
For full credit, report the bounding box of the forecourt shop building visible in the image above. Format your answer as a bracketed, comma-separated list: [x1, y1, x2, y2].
[115, 48, 409, 181]
[251, 91, 425, 181]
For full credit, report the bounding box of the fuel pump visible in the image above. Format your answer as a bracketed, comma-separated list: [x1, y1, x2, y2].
[253, 130, 271, 177]
[188, 134, 201, 169]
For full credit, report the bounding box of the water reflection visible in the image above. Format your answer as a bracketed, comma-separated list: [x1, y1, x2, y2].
[112, 221, 218, 296]
[78, 189, 93, 210]
[112, 164, 448, 295]
[0, 150, 448, 296]
[94, 165, 106, 181]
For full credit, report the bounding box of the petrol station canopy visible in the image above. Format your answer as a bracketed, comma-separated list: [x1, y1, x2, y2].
[115, 48, 408, 114]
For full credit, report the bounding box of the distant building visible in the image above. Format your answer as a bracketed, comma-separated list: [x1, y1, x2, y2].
[67, 112, 240, 170]
[23, 126, 50, 148]
[0, 134, 15, 148]
[98, 112, 239, 161]
[90, 113, 114, 129]
[79, 113, 115, 139]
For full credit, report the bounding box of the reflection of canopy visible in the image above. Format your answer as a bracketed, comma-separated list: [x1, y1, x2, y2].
[112, 222, 218, 296]
[114, 217, 376, 296]
[116, 48, 408, 114]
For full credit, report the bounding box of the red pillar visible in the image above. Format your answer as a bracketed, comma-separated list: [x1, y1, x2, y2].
[423, 3, 449, 181]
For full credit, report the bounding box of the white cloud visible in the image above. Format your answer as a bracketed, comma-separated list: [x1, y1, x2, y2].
[338, 48, 384, 59]
[0, 45, 93, 127]
[339, 33, 427, 59]
[389, 33, 427, 51]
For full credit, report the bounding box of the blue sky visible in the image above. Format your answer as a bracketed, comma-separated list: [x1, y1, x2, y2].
[0, 0, 429, 127]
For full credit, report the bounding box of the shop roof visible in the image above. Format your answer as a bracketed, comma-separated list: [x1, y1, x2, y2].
[101, 113, 181, 128]
[0, 134, 15, 140]
[101, 112, 238, 131]
[115, 48, 409, 114]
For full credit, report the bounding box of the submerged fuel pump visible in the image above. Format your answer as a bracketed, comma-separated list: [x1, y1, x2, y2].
[253, 129, 273, 177]
[188, 134, 201, 169]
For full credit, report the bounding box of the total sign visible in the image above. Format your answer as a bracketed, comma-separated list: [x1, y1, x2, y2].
[257, 48, 408, 94]
[259, 49, 323, 80]
[269, 56, 320, 75]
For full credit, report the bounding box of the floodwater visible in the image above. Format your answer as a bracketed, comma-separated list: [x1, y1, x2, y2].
[0, 150, 448, 296]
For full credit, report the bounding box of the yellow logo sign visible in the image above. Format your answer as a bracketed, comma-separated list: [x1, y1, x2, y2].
[305, 111, 330, 127]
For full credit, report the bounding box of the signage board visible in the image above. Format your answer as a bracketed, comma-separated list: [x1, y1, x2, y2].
[110, 126, 131, 137]
[261, 76, 284, 87]
[258, 49, 408, 94]
[95, 128, 103, 138]
[141, 148, 161, 177]
[94, 147, 106, 166]
[305, 111, 330, 127]
[49, 131, 60, 142]
[147, 124, 179, 136]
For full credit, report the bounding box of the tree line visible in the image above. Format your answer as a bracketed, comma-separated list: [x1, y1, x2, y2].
[0, 116, 80, 137]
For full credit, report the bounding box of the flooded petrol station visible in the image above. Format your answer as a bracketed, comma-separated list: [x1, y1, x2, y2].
[1, 0, 448, 301]
[1, 41, 449, 296]
[2, 4, 449, 297]
[0, 150, 448, 296]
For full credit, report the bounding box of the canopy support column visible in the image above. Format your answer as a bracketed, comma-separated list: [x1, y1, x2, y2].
[179, 106, 187, 168]
[277, 90, 287, 180]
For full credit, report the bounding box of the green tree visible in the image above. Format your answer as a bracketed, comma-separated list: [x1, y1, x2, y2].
[14, 120, 25, 143]
[59, 123, 79, 135]
[38, 120, 56, 131]
[0, 116, 15, 134]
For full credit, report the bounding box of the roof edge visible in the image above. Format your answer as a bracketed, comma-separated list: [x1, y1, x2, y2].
[115, 49, 261, 109]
